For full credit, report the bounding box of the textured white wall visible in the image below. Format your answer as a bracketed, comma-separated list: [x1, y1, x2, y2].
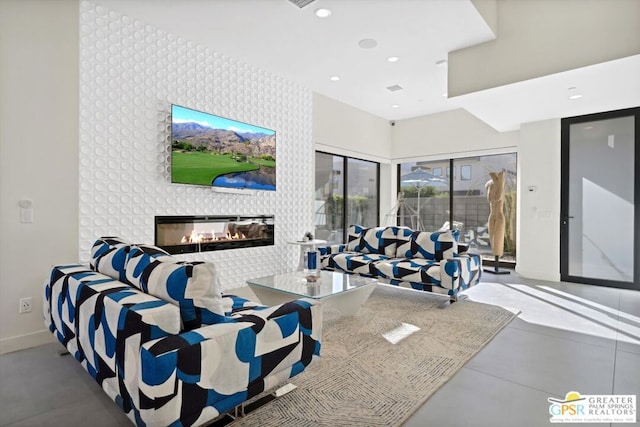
[79, 1, 314, 290]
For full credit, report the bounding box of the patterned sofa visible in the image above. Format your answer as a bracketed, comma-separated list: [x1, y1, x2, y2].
[318, 225, 482, 302]
[43, 237, 322, 427]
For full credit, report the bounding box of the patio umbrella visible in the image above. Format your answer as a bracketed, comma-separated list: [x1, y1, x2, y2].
[400, 168, 449, 226]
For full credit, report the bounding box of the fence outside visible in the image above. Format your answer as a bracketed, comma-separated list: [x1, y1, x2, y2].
[398, 195, 516, 261]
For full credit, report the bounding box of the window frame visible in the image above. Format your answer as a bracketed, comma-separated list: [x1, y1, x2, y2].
[460, 164, 472, 181]
[315, 151, 380, 243]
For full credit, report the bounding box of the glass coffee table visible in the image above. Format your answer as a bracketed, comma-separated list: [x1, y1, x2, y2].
[247, 270, 377, 316]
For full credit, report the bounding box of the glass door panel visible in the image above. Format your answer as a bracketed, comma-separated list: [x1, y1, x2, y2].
[315, 152, 380, 244]
[346, 158, 379, 228]
[398, 160, 449, 231]
[452, 154, 517, 264]
[314, 152, 344, 244]
[562, 111, 637, 287]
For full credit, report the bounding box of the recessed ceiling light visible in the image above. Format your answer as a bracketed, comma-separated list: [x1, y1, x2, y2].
[358, 38, 378, 49]
[569, 94, 583, 100]
[329, 75, 340, 81]
[435, 59, 447, 66]
[387, 56, 399, 63]
[314, 8, 332, 18]
[391, 104, 400, 108]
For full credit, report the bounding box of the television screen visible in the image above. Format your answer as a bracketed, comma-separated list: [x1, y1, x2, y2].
[170, 104, 276, 191]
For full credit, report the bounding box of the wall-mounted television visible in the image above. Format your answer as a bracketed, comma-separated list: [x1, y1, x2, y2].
[170, 104, 276, 191]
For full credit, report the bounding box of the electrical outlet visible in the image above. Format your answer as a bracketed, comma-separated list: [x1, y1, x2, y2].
[19, 297, 32, 314]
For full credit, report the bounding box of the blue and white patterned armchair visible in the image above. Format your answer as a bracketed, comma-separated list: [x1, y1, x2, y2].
[318, 225, 482, 302]
[44, 237, 322, 426]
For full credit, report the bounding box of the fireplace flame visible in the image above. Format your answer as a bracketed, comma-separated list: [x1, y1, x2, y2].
[158, 216, 273, 253]
[182, 230, 247, 243]
[226, 231, 246, 240]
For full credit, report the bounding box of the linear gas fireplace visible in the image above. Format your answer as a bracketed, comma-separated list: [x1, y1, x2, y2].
[155, 215, 274, 254]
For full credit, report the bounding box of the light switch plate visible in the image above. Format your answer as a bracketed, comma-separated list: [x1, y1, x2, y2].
[21, 208, 33, 223]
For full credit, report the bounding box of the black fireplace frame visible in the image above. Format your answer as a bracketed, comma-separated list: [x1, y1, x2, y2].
[154, 215, 275, 254]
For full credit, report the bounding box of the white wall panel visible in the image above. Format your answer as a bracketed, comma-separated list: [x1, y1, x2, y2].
[391, 109, 518, 160]
[450, 0, 640, 96]
[516, 119, 561, 282]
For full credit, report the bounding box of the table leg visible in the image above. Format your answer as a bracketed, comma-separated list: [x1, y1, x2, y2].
[321, 283, 376, 316]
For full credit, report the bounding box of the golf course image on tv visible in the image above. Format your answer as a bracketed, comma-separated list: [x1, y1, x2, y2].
[170, 104, 276, 191]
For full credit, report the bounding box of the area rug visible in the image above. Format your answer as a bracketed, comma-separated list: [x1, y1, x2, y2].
[232, 285, 517, 426]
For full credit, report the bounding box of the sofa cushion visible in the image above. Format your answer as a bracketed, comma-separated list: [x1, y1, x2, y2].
[394, 227, 414, 258]
[362, 227, 400, 256]
[318, 244, 347, 256]
[346, 225, 366, 251]
[410, 230, 459, 261]
[324, 252, 388, 276]
[90, 237, 131, 283]
[126, 246, 225, 330]
[374, 258, 442, 285]
[345, 226, 399, 256]
[125, 244, 173, 288]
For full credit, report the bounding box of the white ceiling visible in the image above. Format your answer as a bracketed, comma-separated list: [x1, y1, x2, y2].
[98, 0, 640, 132]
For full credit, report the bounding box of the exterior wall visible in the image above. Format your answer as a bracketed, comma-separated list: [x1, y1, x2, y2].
[412, 156, 516, 196]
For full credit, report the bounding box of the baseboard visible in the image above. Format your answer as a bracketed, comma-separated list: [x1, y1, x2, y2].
[0, 329, 56, 355]
[514, 268, 560, 283]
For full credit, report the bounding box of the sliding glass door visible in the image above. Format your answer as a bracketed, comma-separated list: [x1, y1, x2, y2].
[315, 152, 344, 244]
[315, 152, 379, 244]
[397, 153, 517, 265]
[398, 160, 449, 231]
[452, 154, 517, 264]
[561, 107, 639, 289]
[346, 158, 379, 228]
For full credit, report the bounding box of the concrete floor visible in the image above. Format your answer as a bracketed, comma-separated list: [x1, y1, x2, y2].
[1, 273, 639, 426]
[406, 273, 640, 427]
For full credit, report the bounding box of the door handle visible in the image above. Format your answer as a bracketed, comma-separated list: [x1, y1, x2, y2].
[561, 216, 574, 225]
